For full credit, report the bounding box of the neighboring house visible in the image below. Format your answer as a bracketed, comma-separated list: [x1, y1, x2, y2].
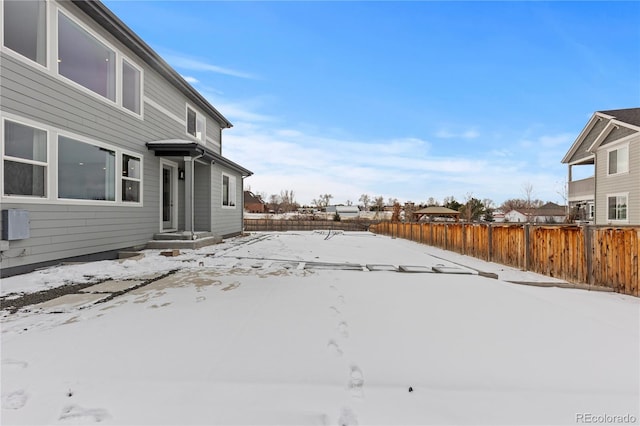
[244, 191, 266, 213]
[562, 108, 639, 225]
[503, 203, 567, 223]
[0, 0, 252, 277]
[326, 205, 360, 219]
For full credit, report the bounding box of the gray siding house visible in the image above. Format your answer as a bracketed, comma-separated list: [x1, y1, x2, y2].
[0, 0, 252, 277]
[562, 108, 639, 225]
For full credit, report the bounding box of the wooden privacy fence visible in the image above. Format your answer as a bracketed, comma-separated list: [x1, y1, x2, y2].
[244, 219, 374, 232]
[371, 222, 639, 297]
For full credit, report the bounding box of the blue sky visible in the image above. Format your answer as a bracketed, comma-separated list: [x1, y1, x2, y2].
[105, 0, 640, 207]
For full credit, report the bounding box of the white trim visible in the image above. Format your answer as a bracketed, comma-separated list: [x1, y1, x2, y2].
[185, 103, 206, 144]
[121, 56, 144, 118]
[606, 142, 630, 177]
[605, 192, 629, 224]
[144, 97, 184, 126]
[1, 116, 50, 199]
[221, 172, 237, 209]
[160, 159, 179, 232]
[568, 154, 595, 166]
[0, 112, 144, 207]
[0, 0, 49, 70]
[562, 114, 601, 164]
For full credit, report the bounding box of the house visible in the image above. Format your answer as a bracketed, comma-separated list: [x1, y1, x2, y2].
[562, 108, 639, 225]
[0, 0, 252, 277]
[244, 191, 266, 213]
[325, 205, 360, 219]
[503, 203, 567, 223]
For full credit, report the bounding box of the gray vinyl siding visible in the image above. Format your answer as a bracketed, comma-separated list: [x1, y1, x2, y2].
[568, 119, 607, 163]
[211, 165, 243, 237]
[595, 134, 640, 225]
[600, 126, 636, 147]
[194, 162, 211, 231]
[0, 1, 228, 273]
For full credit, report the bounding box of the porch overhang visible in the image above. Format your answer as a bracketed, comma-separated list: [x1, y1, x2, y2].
[146, 140, 253, 177]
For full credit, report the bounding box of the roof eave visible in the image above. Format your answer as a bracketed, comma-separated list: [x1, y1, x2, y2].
[72, 1, 233, 129]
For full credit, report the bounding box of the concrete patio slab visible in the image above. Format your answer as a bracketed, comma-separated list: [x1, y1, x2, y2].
[432, 266, 475, 275]
[80, 280, 145, 293]
[398, 265, 433, 273]
[304, 262, 364, 271]
[366, 264, 398, 272]
[31, 293, 109, 312]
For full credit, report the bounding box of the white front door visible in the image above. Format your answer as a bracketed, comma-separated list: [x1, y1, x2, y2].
[161, 161, 178, 231]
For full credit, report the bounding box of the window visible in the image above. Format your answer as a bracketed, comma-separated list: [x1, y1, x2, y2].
[222, 174, 236, 207]
[608, 145, 629, 175]
[588, 203, 595, 220]
[122, 59, 141, 114]
[122, 154, 141, 202]
[3, 120, 47, 197]
[607, 195, 627, 221]
[58, 12, 116, 101]
[3, 0, 46, 66]
[186, 106, 205, 142]
[58, 136, 115, 201]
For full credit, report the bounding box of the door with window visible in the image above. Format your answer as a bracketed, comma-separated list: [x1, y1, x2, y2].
[161, 162, 177, 231]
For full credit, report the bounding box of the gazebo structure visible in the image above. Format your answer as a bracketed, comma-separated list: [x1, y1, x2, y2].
[413, 206, 460, 222]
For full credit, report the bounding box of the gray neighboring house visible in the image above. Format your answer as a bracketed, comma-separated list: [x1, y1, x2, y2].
[562, 108, 639, 225]
[0, 0, 252, 277]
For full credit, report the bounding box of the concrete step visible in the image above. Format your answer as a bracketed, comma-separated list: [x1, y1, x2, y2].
[146, 235, 222, 250]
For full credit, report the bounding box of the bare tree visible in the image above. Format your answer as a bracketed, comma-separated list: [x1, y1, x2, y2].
[268, 194, 281, 214]
[279, 189, 297, 212]
[312, 194, 333, 209]
[426, 197, 439, 207]
[359, 194, 371, 211]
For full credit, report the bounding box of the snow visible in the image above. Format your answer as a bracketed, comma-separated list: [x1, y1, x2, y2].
[2, 231, 639, 425]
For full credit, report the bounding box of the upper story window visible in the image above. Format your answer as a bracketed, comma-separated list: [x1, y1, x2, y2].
[122, 59, 141, 114]
[608, 145, 629, 176]
[186, 106, 205, 142]
[58, 11, 116, 101]
[2, 0, 47, 66]
[2, 120, 48, 197]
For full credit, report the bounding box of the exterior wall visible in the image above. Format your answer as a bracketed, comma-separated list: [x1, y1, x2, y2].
[194, 162, 211, 231]
[595, 134, 640, 225]
[211, 164, 244, 237]
[0, 0, 243, 274]
[568, 118, 607, 163]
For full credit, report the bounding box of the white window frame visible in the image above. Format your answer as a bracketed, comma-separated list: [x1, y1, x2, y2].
[56, 9, 117, 103]
[1, 0, 49, 69]
[0, 113, 143, 206]
[607, 143, 629, 176]
[186, 104, 206, 143]
[121, 56, 144, 116]
[587, 202, 595, 220]
[1, 117, 50, 199]
[121, 152, 143, 204]
[221, 172, 236, 208]
[606, 193, 628, 223]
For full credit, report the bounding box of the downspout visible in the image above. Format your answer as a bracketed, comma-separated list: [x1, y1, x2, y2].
[189, 152, 205, 239]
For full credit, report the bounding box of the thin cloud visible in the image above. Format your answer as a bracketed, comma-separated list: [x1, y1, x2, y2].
[435, 129, 480, 139]
[182, 75, 199, 84]
[162, 53, 257, 80]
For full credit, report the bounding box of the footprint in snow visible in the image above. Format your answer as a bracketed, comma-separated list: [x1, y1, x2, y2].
[327, 340, 343, 357]
[338, 407, 359, 426]
[2, 390, 28, 410]
[2, 359, 29, 370]
[59, 404, 110, 423]
[338, 321, 349, 338]
[348, 365, 364, 398]
[330, 306, 341, 316]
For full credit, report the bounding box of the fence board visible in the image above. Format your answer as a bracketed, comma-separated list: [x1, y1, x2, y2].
[371, 221, 638, 297]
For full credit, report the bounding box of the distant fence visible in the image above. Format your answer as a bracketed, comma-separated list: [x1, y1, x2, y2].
[371, 222, 639, 297]
[244, 219, 375, 232]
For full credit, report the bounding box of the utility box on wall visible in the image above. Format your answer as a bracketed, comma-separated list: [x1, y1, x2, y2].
[2, 209, 30, 241]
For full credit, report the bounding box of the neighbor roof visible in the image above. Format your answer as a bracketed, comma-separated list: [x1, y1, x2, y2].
[598, 108, 640, 127]
[72, 1, 233, 129]
[415, 206, 460, 215]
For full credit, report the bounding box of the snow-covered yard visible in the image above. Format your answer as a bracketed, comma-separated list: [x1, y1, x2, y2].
[1, 231, 639, 425]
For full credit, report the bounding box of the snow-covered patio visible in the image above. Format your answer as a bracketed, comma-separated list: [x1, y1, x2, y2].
[1, 231, 639, 425]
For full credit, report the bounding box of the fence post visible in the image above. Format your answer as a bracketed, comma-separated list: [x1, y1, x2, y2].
[584, 224, 594, 285]
[487, 224, 493, 262]
[524, 224, 530, 271]
[444, 224, 448, 250]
